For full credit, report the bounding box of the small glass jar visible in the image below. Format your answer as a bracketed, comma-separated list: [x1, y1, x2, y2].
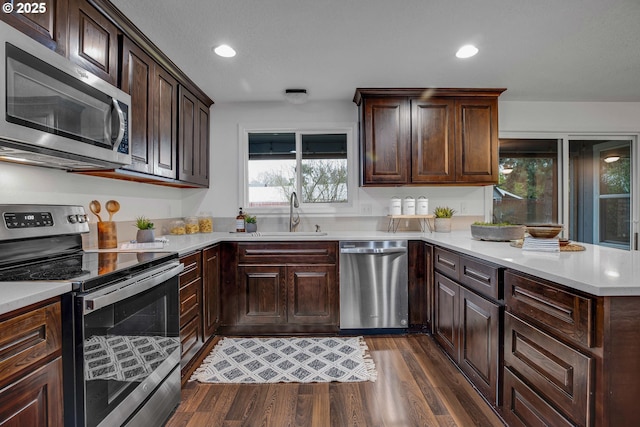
[185, 216, 199, 234]
[169, 219, 186, 235]
[198, 213, 213, 233]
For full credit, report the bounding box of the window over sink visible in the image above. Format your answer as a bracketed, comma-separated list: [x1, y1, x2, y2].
[239, 123, 357, 213]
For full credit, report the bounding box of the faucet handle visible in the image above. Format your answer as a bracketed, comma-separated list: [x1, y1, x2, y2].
[315, 224, 321, 232]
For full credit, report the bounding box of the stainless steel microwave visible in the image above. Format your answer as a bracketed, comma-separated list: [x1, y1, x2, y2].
[0, 20, 131, 170]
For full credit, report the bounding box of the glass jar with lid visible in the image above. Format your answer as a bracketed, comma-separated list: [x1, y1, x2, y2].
[185, 216, 199, 234]
[198, 213, 213, 233]
[169, 219, 186, 235]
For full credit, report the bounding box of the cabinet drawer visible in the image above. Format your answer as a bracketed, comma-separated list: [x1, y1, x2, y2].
[180, 315, 202, 365]
[503, 367, 574, 427]
[434, 247, 460, 279]
[505, 313, 593, 426]
[505, 270, 594, 347]
[238, 242, 337, 264]
[179, 278, 200, 326]
[179, 252, 201, 287]
[0, 300, 62, 385]
[459, 256, 502, 300]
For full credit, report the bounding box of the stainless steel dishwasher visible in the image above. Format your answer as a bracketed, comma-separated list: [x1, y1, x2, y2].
[339, 240, 408, 329]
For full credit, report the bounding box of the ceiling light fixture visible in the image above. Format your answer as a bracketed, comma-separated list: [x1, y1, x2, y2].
[603, 155, 620, 163]
[213, 44, 236, 58]
[284, 89, 308, 104]
[456, 44, 478, 59]
[501, 164, 514, 174]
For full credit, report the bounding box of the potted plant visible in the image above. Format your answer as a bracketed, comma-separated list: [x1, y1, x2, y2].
[470, 221, 525, 241]
[433, 206, 455, 232]
[245, 214, 257, 233]
[135, 216, 155, 243]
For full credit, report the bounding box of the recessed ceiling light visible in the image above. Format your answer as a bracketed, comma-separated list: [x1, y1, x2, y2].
[213, 44, 236, 58]
[456, 44, 478, 59]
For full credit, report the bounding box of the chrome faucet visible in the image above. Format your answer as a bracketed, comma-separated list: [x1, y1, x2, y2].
[289, 191, 300, 232]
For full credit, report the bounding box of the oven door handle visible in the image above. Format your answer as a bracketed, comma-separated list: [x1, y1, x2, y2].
[83, 261, 184, 314]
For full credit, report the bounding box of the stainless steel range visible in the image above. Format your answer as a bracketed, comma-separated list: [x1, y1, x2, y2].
[0, 204, 183, 427]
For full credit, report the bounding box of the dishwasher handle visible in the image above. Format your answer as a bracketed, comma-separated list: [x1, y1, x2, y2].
[340, 247, 407, 254]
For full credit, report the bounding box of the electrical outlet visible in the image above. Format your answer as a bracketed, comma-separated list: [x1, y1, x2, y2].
[460, 201, 468, 214]
[360, 203, 373, 215]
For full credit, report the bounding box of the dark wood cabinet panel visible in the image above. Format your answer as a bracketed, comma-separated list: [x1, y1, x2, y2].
[459, 256, 502, 301]
[0, 357, 63, 427]
[433, 272, 459, 361]
[455, 98, 499, 183]
[121, 36, 154, 174]
[0, 0, 68, 55]
[179, 252, 203, 372]
[179, 277, 200, 326]
[180, 315, 202, 370]
[238, 242, 337, 264]
[408, 241, 428, 331]
[505, 270, 594, 348]
[410, 98, 455, 183]
[505, 312, 593, 426]
[459, 287, 501, 406]
[238, 265, 287, 324]
[433, 247, 460, 280]
[354, 88, 504, 186]
[68, 0, 118, 84]
[178, 86, 209, 186]
[202, 245, 220, 340]
[154, 67, 178, 179]
[361, 97, 409, 184]
[503, 367, 575, 427]
[287, 265, 336, 325]
[0, 299, 63, 427]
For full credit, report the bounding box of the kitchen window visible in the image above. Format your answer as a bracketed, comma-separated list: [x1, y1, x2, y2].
[240, 124, 357, 212]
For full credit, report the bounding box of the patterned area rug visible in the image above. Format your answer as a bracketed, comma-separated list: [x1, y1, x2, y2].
[191, 336, 377, 384]
[84, 335, 180, 382]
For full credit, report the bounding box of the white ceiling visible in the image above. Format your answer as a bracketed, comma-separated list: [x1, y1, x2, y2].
[110, 0, 640, 104]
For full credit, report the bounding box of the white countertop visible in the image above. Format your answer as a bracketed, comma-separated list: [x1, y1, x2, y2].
[3, 229, 639, 316]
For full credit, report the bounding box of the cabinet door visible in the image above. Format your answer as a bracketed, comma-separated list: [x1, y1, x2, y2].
[0, 358, 63, 426]
[178, 86, 210, 186]
[459, 287, 501, 405]
[410, 98, 456, 183]
[287, 265, 337, 325]
[68, 0, 118, 84]
[153, 67, 178, 178]
[361, 97, 409, 185]
[202, 245, 220, 340]
[121, 37, 154, 174]
[408, 241, 428, 331]
[433, 272, 459, 361]
[238, 265, 287, 324]
[454, 97, 499, 183]
[0, 0, 68, 55]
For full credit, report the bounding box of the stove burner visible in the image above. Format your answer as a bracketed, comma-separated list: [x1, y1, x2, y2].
[0, 254, 88, 282]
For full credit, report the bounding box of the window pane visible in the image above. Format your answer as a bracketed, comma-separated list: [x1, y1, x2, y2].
[300, 134, 348, 204]
[248, 133, 295, 207]
[494, 139, 558, 224]
[599, 197, 631, 245]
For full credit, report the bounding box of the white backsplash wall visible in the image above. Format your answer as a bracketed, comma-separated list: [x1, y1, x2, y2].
[0, 161, 185, 221]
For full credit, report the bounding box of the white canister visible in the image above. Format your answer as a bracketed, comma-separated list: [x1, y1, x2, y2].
[389, 196, 402, 215]
[416, 197, 429, 215]
[402, 197, 416, 215]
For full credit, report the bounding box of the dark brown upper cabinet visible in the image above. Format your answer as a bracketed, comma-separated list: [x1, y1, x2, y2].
[354, 88, 505, 186]
[0, 0, 68, 56]
[178, 86, 210, 186]
[68, 0, 119, 85]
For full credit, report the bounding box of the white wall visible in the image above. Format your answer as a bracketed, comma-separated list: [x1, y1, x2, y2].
[2, 100, 639, 232]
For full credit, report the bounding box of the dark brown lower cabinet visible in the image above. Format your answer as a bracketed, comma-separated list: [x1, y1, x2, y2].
[433, 268, 502, 407]
[238, 265, 287, 324]
[202, 245, 221, 341]
[0, 299, 63, 426]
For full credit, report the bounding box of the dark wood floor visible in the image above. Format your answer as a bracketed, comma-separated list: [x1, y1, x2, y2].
[166, 334, 505, 427]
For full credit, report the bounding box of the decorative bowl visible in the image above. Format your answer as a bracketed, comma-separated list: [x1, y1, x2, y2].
[470, 224, 525, 241]
[525, 224, 563, 239]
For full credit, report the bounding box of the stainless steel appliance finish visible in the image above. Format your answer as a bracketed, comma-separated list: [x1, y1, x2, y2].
[0, 20, 131, 171]
[339, 240, 408, 329]
[0, 204, 182, 427]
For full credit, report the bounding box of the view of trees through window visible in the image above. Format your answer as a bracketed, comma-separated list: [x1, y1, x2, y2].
[247, 132, 348, 207]
[494, 139, 558, 224]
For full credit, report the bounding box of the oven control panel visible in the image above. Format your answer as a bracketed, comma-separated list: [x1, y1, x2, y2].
[4, 211, 54, 228]
[0, 204, 89, 240]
